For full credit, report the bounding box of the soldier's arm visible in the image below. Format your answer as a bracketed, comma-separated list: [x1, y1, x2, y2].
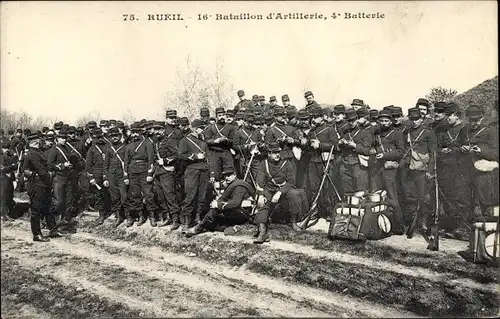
[479, 127, 499, 161]
[178, 139, 196, 162]
[355, 130, 374, 155]
[384, 130, 405, 161]
[103, 147, 111, 179]
[145, 141, 154, 173]
[204, 125, 217, 145]
[426, 130, 438, 174]
[85, 147, 94, 177]
[123, 146, 130, 176]
[217, 186, 247, 211]
[279, 161, 296, 195]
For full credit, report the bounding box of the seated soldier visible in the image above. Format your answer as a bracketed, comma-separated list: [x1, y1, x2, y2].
[185, 168, 255, 237]
[253, 142, 303, 244]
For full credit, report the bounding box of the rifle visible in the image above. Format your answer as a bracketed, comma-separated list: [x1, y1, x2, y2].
[298, 143, 336, 230]
[427, 150, 440, 251]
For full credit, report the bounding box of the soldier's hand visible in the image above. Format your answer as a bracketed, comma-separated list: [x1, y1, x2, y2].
[210, 200, 218, 209]
[300, 138, 308, 146]
[471, 145, 481, 153]
[271, 191, 282, 203]
[257, 195, 266, 208]
[214, 138, 221, 144]
[286, 137, 295, 144]
[89, 178, 96, 185]
[146, 176, 153, 183]
[157, 158, 164, 166]
[375, 153, 384, 159]
[64, 162, 72, 168]
[196, 152, 205, 160]
[124, 178, 129, 185]
[103, 180, 109, 187]
[425, 172, 434, 180]
[347, 141, 356, 148]
[461, 145, 470, 152]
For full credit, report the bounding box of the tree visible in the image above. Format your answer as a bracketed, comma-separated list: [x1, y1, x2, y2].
[163, 56, 236, 121]
[75, 111, 101, 128]
[425, 87, 458, 106]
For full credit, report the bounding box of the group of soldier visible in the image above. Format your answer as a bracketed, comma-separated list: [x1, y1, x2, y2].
[0, 89, 498, 248]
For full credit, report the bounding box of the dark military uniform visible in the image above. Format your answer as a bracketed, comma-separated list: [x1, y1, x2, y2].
[67, 131, 88, 215]
[47, 131, 75, 230]
[401, 108, 437, 232]
[9, 133, 26, 191]
[186, 177, 254, 236]
[235, 118, 266, 185]
[254, 144, 303, 243]
[372, 111, 405, 232]
[155, 121, 182, 227]
[305, 115, 338, 218]
[23, 138, 57, 239]
[204, 116, 236, 181]
[178, 128, 210, 228]
[85, 129, 111, 223]
[103, 128, 127, 226]
[339, 110, 374, 196]
[123, 130, 155, 225]
[0, 140, 16, 220]
[460, 119, 498, 216]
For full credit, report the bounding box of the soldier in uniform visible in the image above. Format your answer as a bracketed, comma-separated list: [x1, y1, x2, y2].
[303, 91, 320, 113]
[350, 99, 365, 111]
[415, 98, 434, 127]
[234, 89, 254, 112]
[86, 128, 111, 225]
[436, 102, 471, 239]
[199, 108, 211, 126]
[240, 116, 266, 185]
[372, 110, 405, 234]
[66, 125, 88, 216]
[460, 105, 498, 217]
[103, 127, 128, 227]
[47, 129, 75, 232]
[282, 94, 295, 110]
[178, 119, 210, 230]
[204, 107, 236, 182]
[10, 128, 26, 191]
[156, 110, 183, 229]
[402, 107, 437, 237]
[338, 108, 374, 197]
[254, 142, 303, 243]
[306, 106, 339, 218]
[123, 122, 155, 227]
[323, 107, 334, 125]
[369, 109, 379, 127]
[23, 132, 60, 241]
[286, 107, 298, 128]
[431, 102, 449, 132]
[185, 168, 255, 237]
[391, 106, 405, 130]
[295, 109, 312, 188]
[0, 138, 16, 222]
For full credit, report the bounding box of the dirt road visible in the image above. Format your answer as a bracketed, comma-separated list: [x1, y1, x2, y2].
[2, 208, 499, 318]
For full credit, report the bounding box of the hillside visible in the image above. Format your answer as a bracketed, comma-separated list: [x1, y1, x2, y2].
[453, 76, 498, 120]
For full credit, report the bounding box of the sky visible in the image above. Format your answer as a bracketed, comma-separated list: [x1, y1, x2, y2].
[1, 1, 498, 123]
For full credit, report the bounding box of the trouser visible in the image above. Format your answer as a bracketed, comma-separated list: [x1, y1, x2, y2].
[108, 167, 127, 220]
[369, 163, 384, 193]
[156, 171, 181, 223]
[181, 167, 209, 223]
[52, 173, 74, 224]
[209, 150, 234, 181]
[0, 176, 14, 217]
[27, 181, 56, 236]
[89, 177, 110, 214]
[234, 155, 243, 179]
[124, 171, 155, 220]
[306, 161, 335, 218]
[438, 161, 473, 232]
[380, 168, 404, 229]
[296, 152, 311, 189]
[254, 189, 302, 224]
[201, 208, 249, 231]
[70, 170, 84, 216]
[339, 162, 369, 196]
[402, 169, 432, 227]
[472, 168, 499, 216]
[79, 172, 94, 209]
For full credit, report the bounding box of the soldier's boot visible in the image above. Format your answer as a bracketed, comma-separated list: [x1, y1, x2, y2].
[290, 215, 303, 232]
[159, 213, 171, 227]
[170, 214, 181, 230]
[181, 216, 193, 234]
[417, 213, 429, 236]
[48, 230, 64, 238]
[185, 223, 205, 238]
[33, 235, 50, 242]
[137, 214, 147, 227]
[114, 215, 125, 228]
[149, 212, 157, 227]
[96, 211, 106, 225]
[253, 225, 260, 238]
[253, 223, 270, 244]
[125, 218, 135, 227]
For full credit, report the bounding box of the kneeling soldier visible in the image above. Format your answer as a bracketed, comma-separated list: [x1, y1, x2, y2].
[23, 132, 60, 241]
[185, 168, 255, 237]
[253, 142, 303, 244]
